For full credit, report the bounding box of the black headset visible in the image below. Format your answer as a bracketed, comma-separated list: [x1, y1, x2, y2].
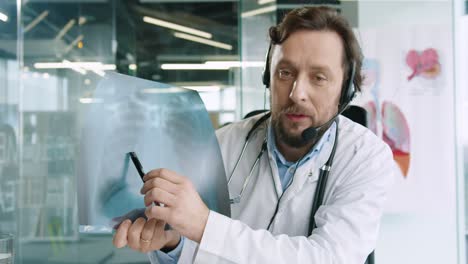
[261, 42, 357, 109]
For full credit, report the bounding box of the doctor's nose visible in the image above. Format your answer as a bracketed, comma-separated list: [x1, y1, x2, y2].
[289, 75, 309, 103]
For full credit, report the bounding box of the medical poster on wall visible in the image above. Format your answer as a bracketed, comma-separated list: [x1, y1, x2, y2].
[355, 25, 456, 215]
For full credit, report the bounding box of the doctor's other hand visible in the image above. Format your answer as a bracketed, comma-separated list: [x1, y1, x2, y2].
[113, 217, 181, 253]
[141, 168, 210, 243]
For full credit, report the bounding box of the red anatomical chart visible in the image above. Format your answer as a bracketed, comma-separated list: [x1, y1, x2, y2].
[406, 49, 441, 81]
[361, 59, 411, 178]
[364, 101, 411, 176]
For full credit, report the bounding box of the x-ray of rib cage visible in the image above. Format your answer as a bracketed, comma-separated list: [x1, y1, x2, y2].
[77, 73, 230, 232]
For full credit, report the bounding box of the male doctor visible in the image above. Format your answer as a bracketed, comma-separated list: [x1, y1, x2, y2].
[113, 6, 394, 264]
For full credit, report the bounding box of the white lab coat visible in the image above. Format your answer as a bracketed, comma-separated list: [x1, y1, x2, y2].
[152, 114, 394, 264]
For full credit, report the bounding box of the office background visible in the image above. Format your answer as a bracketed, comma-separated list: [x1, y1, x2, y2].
[0, 0, 467, 263]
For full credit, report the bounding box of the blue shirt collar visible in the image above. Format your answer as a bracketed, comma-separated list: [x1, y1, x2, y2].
[267, 121, 336, 168]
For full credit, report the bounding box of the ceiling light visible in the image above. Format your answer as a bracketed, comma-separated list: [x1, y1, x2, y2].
[63, 60, 86, 75]
[205, 61, 264, 68]
[241, 5, 277, 18]
[24, 11, 49, 33]
[34, 61, 116, 75]
[258, 0, 275, 4]
[79, 98, 103, 104]
[100, 64, 117, 70]
[161, 64, 230, 70]
[78, 17, 87, 25]
[0, 12, 8, 22]
[34, 62, 63, 68]
[91, 69, 105, 77]
[143, 16, 212, 39]
[141, 87, 186, 94]
[161, 61, 264, 70]
[174, 32, 232, 50]
[55, 19, 76, 40]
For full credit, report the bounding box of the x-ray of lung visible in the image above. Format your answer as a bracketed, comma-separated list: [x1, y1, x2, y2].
[77, 73, 229, 232]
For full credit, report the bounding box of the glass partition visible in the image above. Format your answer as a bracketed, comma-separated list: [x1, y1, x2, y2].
[0, 2, 19, 263]
[1, 0, 239, 262]
[238, 0, 275, 117]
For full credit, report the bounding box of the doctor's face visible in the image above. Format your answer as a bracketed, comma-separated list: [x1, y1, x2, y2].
[269, 30, 345, 148]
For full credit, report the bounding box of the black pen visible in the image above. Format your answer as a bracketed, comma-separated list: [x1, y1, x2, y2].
[128, 152, 162, 206]
[129, 152, 145, 180]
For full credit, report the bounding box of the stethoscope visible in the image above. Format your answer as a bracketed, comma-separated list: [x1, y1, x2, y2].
[227, 112, 339, 235]
[227, 112, 271, 204]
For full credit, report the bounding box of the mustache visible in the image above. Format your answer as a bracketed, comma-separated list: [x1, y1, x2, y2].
[278, 105, 311, 116]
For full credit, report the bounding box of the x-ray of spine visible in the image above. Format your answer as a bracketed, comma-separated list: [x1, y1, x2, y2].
[77, 73, 229, 232]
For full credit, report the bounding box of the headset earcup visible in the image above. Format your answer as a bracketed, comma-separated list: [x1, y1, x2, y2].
[340, 62, 357, 106]
[262, 62, 270, 88]
[263, 44, 272, 88]
[340, 82, 356, 107]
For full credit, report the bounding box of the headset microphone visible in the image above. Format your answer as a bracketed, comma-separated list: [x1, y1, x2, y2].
[301, 116, 334, 141]
[300, 61, 357, 142]
[301, 104, 350, 141]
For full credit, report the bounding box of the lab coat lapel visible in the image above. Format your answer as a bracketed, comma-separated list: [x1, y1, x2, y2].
[267, 150, 284, 199]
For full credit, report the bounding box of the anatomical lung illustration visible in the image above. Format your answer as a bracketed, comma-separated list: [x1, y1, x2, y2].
[406, 48, 441, 81]
[364, 100, 411, 177]
[361, 58, 411, 178]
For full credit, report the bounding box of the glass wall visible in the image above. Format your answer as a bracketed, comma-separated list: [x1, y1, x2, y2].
[0, 0, 240, 262]
[0, 0, 19, 252]
[238, 0, 274, 117]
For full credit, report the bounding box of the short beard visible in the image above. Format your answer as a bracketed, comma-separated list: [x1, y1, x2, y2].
[272, 116, 313, 148]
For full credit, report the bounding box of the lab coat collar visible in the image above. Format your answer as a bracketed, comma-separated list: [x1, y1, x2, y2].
[264, 117, 338, 199]
[266, 121, 336, 169]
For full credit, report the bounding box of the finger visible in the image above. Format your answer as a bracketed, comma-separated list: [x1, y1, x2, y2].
[141, 177, 179, 195]
[127, 217, 146, 251]
[145, 205, 171, 222]
[113, 219, 132, 248]
[150, 221, 168, 250]
[113, 208, 145, 223]
[140, 218, 158, 253]
[154, 219, 166, 232]
[112, 209, 144, 229]
[143, 168, 184, 184]
[144, 187, 176, 207]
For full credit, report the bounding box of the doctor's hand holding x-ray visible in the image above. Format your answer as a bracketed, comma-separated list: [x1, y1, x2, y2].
[113, 6, 394, 264]
[113, 168, 208, 251]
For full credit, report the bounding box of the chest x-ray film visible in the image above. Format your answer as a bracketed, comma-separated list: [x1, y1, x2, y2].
[77, 73, 229, 232]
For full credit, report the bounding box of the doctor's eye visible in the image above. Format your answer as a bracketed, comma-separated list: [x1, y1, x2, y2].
[313, 74, 328, 84]
[278, 69, 295, 80]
